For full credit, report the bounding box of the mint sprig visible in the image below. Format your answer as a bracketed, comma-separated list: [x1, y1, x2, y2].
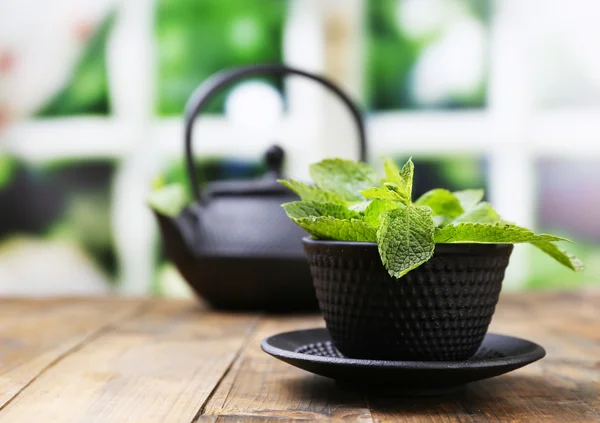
[291, 217, 377, 242]
[434, 222, 568, 244]
[279, 157, 584, 278]
[279, 179, 347, 204]
[282, 201, 360, 220]
[378, 206, 435, 278]
[415, 189, 464, 219]
[309, 158, 380, 201]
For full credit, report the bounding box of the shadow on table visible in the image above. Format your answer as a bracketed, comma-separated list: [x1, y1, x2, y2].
[281, 373, 599, 420]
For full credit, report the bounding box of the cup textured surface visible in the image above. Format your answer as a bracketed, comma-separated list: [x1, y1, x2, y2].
[303, 239, 513, 361]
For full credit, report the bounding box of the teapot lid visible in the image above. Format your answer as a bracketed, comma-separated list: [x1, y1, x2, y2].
[204, 145, 292, 197]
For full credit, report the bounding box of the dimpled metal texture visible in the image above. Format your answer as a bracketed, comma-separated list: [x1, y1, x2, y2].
[295, 341, 505, 360]
[303, 239, 513, 361]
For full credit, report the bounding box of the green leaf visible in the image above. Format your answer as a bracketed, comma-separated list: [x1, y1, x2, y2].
[415, 189, 464, 218]
[282, 201, 360, 220]
[360, 185, 407, 203]
[383, 157, 403, 185]
[453, 202, 502, 224]
[278, 179, 346, 204]
[309, 159, 380, 201]
[382, 157, 414, 202]
[36, 11, 116, 116]
[348, 201, 371, 212]
[147, 184, 188, 217]
[292, 217, 377, 242]
[282, 155, 583, 276]
[434, 223, 569, 244]
[453, 189, 484, 211]
[532, 241, 584, 272]
[377, 206, 435, 278]
[399, 158, 415, 201]
[0, 155, 17, 189]
[363, 199, 401, 227]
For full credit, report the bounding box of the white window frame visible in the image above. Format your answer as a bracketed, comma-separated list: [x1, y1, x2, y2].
[2, 0, 597, 293]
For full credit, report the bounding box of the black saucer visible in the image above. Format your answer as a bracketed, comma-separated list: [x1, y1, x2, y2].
[261, 328, 545, 395]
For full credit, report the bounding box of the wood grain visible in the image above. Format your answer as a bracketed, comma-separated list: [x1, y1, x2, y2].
[0, 292, 598, 422]
[0, 298, 144, 409]
[367, 292, 600, 423]
[196, 292, 600, 423]
[0, 300, 259, 423]
[197, 315, 374, 422]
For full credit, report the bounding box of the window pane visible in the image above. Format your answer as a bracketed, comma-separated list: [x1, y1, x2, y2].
[155, 0, 286, 116]
[366, 0, 489, 111]
[529, 159, 600, 288]
[0, 157, 116, 294]
[528, 0, 600, 108]
[0, 6, 114, 119]
[35, 13, 114, 117]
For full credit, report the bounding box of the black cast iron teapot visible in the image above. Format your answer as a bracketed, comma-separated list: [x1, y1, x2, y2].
[152, 64, 367, 311]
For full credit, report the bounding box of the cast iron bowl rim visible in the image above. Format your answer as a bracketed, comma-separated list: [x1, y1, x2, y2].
[302, 237, 515, 251]
[260, 328, 546, 369]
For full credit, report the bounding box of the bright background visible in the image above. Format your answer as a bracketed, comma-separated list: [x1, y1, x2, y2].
[1, 0, 599, 297]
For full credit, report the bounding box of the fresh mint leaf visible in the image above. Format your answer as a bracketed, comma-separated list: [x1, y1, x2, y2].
[434, 223, 569, 244]
[383, 157, 403, 185]
[280, 155, 583, 276]
[399, 158, 414, 201]
[363, 199, 401, 227]
[453, 202, 502, 224]
[415, 189, 464, 218]
[282, 201, 360, 220]
[377, 206, 435, 278]
[360, 184, 407, 203]
[147, 184, 187, 217]
[309, 158, 380, 201]
[453, 189, 484, 211]
[293, 217, 377, 242]
[349, 201, 371, 212]
[278, 179, 346, 204]
[532, 241, 584, 272]
[382, 157, 414, 202]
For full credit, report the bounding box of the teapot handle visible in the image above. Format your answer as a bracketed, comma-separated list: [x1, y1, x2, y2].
[184, 63, 368, 201]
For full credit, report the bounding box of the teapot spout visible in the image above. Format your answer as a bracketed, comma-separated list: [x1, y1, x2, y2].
[148, 183, 198, 272]
[153, 209, 197, 267]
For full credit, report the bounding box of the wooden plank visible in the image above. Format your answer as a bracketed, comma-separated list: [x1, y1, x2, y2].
[199, 292, 600, 423]
[197, 315, 374, 422]
[367, 293, 600, 423]
[367, 364, 600, 423]
[1, 292, 598, 422]
[0, 298, 144, 409]
[0, 300, 260, 423]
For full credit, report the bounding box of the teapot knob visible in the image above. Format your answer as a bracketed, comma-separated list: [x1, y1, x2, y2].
[264, 144, 285, 177]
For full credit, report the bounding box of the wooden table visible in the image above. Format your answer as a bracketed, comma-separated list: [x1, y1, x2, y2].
[0, 291, 598, 422]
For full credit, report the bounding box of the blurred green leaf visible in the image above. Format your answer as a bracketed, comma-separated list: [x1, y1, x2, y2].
[36, 11, 116, 116]
[155, 0, 286, 115]
[366, 0, 488, 110]
[0, 155, 17, 189]
[148, 184, 188, 217]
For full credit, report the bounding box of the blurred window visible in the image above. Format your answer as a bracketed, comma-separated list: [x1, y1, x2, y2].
[3, 0, 600, 295]
[155, 0, 286, 116]
[365, 0, 489, 110]
[36, 13, 115, 117]
[530, 159, 600, 288]
[526, 0, 600, 108]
